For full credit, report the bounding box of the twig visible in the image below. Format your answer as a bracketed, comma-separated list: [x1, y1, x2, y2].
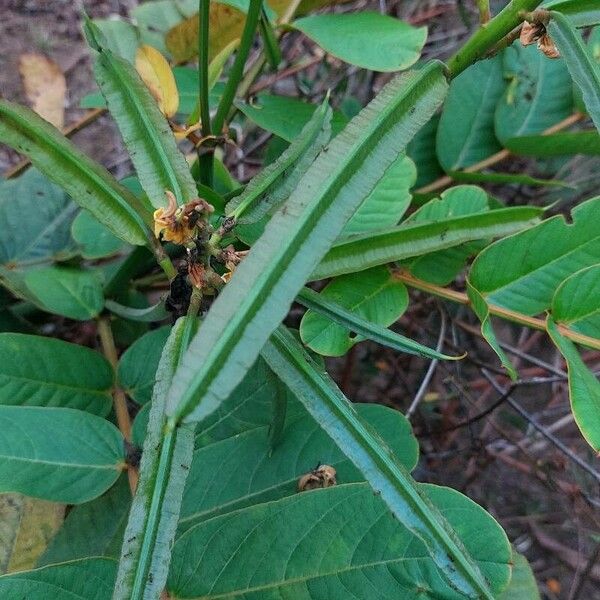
[395, 270, 600, 351]
[569, 539, 600, 599]
[482, 369, 600, 484]
[530, 522, 600, 584]
[406, 307, 446, 418]
[249, 53, 323, 95]
[416, 112, 585, 196]
[4, 108, 106, 179]
[455, 319, 567, 378]
[423, 384, 515, 435]
[97, 317, 138, 493]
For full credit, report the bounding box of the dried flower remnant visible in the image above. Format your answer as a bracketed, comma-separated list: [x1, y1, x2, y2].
[153, 191, 214, 245]
[188, 262, 223, 294]
[297, 464, 337, 492]
[520, 20, 560, 59]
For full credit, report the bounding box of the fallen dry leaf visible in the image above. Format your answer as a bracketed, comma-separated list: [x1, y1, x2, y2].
[19, 53, 66, 128]
[135, 44, 179, 118]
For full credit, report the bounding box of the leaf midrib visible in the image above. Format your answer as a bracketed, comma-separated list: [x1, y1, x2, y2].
[483, 233, 600, 299]
[304, 274, 397, 348]
[100, 49, 184, 204]
[0, 373, 110, 397]
[0, 103, 144, 234]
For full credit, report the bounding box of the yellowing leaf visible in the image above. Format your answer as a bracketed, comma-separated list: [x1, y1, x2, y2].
[135, 45, 179, 118]
[165, 0, 353, 64]
[1, 495, 64, 573]
[166, 4, 245, 63]
[18, 53, 66, 128]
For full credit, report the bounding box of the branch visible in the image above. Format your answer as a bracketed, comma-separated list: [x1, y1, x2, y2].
[447, 0, 543, 78]
[395, 270, 600, 351]
[97, 317, 138, 493]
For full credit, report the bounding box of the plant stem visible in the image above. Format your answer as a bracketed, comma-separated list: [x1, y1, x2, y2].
[447, 0, 543, 78]
[97, 317, 138, 493]
[197, 0, 213, 187]
[395, 270, 600, 350]
[212, 0, 263, 135]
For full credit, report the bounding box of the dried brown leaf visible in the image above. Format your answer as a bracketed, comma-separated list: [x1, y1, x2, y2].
[18, 53, 66, 129]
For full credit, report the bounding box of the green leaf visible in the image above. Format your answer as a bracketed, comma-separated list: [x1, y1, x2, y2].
[0, 557, 117, 600]
[39, 475, 131, 566]
[467, 281, 518, 380]
[170, 482, 510, 599]
[194, 356, 283, 447]
[341, 154, 415, 236]
[547, 316, 600, 450]
[406, 185, 490, 286]
[574, 26, 600, 113]
[297, 286, 460, 360]
[113, 319, 194, 600]
[293, 12, 426, 72]
[235, 94, 348, 142]
[259, 6, 282, 68]
[179, 403, 419, 533]
[544, 0, 600, 27]
[469, 196, 600, 315]
[437, 54, 504, 171]
[548, 11, 600, 133]
[551, 263, 600, 338]
[24, 266, 104, 321]
[133, 0, 193, 56]
[314, 205, 542, 280]
[226, 98, 332, 223]
[404, 185, 488, 223]
[267, 374, 287, 452]
[85, 20, 197, 208]
[0, 333, 113, 415]
[506, 130, 600, 156]
[0, 169, 77, 268]
[300, 266, 408, 356]
[71, 210, 125, 259]
[448, 169, 572, 187]
[134, 355, 287, 449]
[262, 327, 499, 599]
[117, 326, 171, 405]
[494, 45, 573, 144]
[105, 299, 169, 323]
[0, 101, 149, 246]
[498, 549, 540, 599]
[0, 406, 124, 504]
[407, 114, 444, 188]
[92, 18, 140, 62]
[166, 63, 448, 425]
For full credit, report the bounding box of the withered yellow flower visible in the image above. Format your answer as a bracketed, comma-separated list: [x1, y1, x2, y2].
[153, 191, 213, 245]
